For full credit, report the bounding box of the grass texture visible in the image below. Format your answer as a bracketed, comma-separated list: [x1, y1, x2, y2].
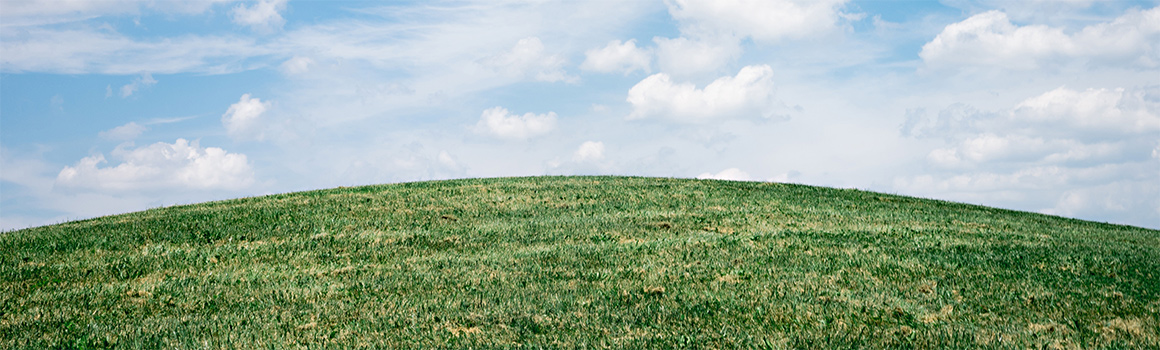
[2, 176, 1158, 349]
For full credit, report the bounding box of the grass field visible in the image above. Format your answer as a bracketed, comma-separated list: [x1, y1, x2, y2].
[2, 176, 1158, 349]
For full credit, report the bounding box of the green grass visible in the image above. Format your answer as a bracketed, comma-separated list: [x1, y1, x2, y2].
[2, 176, 1157, 349]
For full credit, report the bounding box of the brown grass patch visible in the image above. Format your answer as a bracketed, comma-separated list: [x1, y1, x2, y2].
[1029, 322, 1069, 334]
[703, 226, 735, 234]
[330, 266, 359, 275]
[916, 280, 937, 296]
[125, 290, 152, 298]
[1101, 318, 1148, 340]
[448, 326, 482, 336]
[921, 305, 954, 324]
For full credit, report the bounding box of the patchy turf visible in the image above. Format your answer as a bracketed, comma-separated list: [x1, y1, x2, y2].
[2, 176, 1157, 349]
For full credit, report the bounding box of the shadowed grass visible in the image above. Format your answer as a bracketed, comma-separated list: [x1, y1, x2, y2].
[2, 176, 1157, 348]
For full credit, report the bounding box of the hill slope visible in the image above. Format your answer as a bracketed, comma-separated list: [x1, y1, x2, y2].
[2, 176, 1158, 348]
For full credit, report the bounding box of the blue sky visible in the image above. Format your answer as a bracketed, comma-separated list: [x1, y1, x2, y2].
[2, 0, 1158, 230]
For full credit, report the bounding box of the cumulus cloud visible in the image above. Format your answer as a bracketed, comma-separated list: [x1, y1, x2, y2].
[665, 0, 851, 42]
[581, 39, 651, 75]
[572, 141, 605, 162]
[1011, 86, 1160, 136]
[482, 37, 577, 83]
[919, 87, 1159, 167]
[55, 139, 254, 192]
[921, 7, 1160, 69]
[119, 72, 157, 97]
[650, 0, 849, 77]
[222, 93, 271, 140]
[697, 168, 753, 181]
[627, 64, 778, 122]
[98, 122, 147, 141]
[473, 106, 557, 140]
[231, 0, 288, 32]
[897, 85, 1160, 228]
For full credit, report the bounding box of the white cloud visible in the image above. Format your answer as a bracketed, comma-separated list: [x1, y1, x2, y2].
[665, 0, 851, 42]
[572, 141, 605, 162]
[580, 39, 651, 75]
[0, 29, 267, 74]
[627, 64, 778, 122]
[0, 0, 233, 27]
[905, 85, 1159, 143]
[898, 84, 1160, 228]
[697, 168, 753, 181]
[652, 36, 742, 78]
[55, 139, 254, 192]
[919, 86, 1158, 168]
[482, 37, 577, 83]
[1011, 86, 1160, 136]
[934, 134, 1044, 166]
[926, 134, 1129, 168]
[921, 7, 1160, 69]
[473, 107, 557, 140]
[119, 72, 157, 97]
[280, 56, 313, 75]
[222, 93, 271, 140]
[651, 0, 850, 77]
[231, 0, 289, 32]
[98, 122, 147, 141]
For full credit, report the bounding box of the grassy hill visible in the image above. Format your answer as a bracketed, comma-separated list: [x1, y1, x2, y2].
[2, 176, 1157, 349]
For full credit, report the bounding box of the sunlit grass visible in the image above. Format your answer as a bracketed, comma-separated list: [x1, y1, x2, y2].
[2, 176, 1157, 348]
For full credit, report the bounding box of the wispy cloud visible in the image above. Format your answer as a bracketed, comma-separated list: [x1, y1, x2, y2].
[0, 28, 271, 74]
[119, 73, 157, 97]
[99, 122, 147, 141]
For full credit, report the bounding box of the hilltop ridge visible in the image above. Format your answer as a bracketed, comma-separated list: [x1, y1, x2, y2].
[3, 176, 1157, 348]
